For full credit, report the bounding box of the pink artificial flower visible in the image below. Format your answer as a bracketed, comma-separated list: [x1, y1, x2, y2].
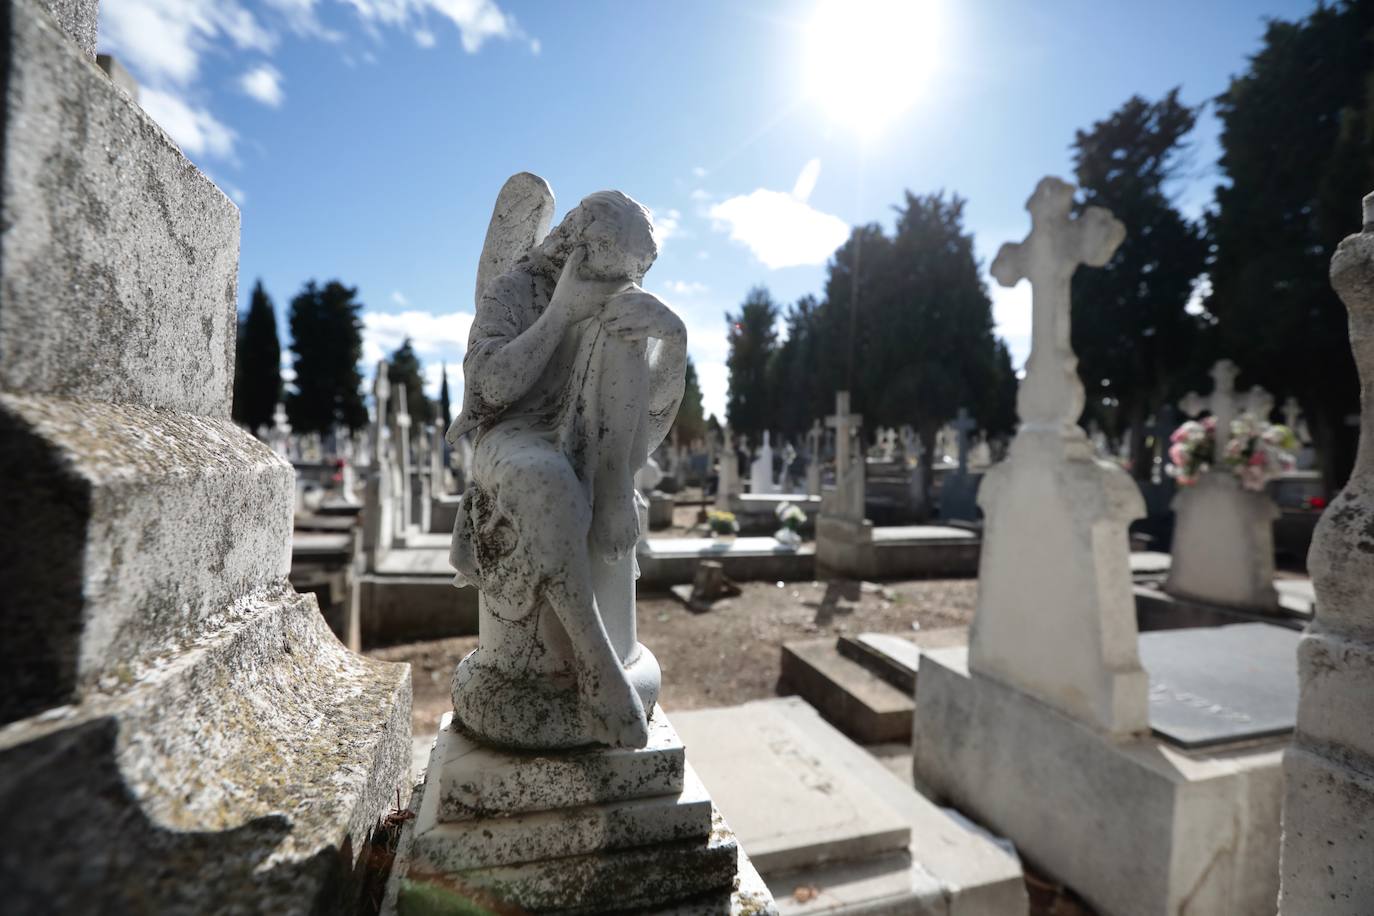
[1203, 416, 1217, 431]
[1169, 444, 1188, 466]
[1248, 451, 1266, 467]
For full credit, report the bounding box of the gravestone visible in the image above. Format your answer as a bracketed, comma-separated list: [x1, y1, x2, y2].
[914, 177, 1287, 916]
[939, 407, 980, 521]
[805, 419, 823, 496]
[716, 425, 741, 510]
[0, 2, 411, 909]
[392, 383, 413, 541]
[1279, 191, 1374, 914]
[1167, 358, 1281, 612]
[822, 391, 865, 525]
[363, 362, 393, 570]
[750, 430, 779, 495]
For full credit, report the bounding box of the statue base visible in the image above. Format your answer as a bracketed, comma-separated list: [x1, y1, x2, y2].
[382, 709, 777, 915]
[450, 641, 662, 751]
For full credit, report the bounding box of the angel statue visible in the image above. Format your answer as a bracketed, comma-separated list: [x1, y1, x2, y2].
[445, 173, 687, 750]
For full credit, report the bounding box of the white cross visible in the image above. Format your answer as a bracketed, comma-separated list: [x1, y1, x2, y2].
[951, 407, 977, 475]
[826, 391, 863, 477]
[991, 176, 1125, 431]
[806, 419, 823, 456]
[1282, 396, 1301, 431]
[1179, 359, 1241, 458]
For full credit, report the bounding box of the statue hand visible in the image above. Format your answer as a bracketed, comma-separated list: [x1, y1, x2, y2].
[600, 289, 686, 342]
[551, 247, 628, 323]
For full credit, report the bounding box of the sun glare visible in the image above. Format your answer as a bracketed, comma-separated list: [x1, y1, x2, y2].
[804, 0, 938, 140]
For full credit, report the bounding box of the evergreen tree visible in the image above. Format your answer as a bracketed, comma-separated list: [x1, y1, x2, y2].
[1207, 0, 1374, 490]
[725, 286, 780, 442]
[671, 357, 707, 444]
[387, 338, 435, 426]
[1070, 89, 1209, 479]
[286, 280, 368, 435]
[231, 279, 282, 434]
[438, 362, 453, 431]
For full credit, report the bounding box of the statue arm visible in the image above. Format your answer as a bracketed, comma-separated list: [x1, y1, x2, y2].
[466, 276, 571, 410]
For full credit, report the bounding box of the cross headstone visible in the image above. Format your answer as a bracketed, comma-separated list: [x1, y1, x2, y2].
[805, 420, 823, 496]
[1180, 359, 1241, 460]
[394, 383, 413, 537]
[991, 176, 1126, 434]
[1243, 385, 1273, 423]
[372, 361, 391, 470]
[827, 392, 863, 478]
[951, 408, 976, 476]
[1281, 396, 1301, 433]
[778, 441, 798, 492]
[750, 431, 777, 495]
[972, 176, 1144, 736]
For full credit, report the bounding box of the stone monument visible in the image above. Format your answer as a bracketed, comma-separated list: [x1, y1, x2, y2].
[914, 177, 1286, 916]
[716, 425, 742, 511]
[386, 173, 772, 912]
[1166, 358, 1281, 612]
[0, 1, 411, 910]
[750, 430, 779, 495]
[1279, 191, 1374, 914]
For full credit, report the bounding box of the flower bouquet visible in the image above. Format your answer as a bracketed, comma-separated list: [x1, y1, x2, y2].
[1168, 416, 1298, 491]
[706, 510, 739, 540]
[773, 501, 807, 548]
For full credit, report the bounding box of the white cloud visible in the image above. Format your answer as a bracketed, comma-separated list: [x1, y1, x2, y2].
[988, 280, 1030, 371]
[100, 0, 275, 87]
[140, 88, 237, 158]
[529, 37, 541, 55]
[791, 158, 821, 202]
[391, 290, 410, 306]
[660, 280, 708, 297]
[653, 207, 682, 244]
[362, 308, 474, 368]
[710, 190, 849, 270]
[415, 28, 437, 47]
[692, 166, 708, 179]
[695, 360, 728, 421]
[240, 64, 285, 107]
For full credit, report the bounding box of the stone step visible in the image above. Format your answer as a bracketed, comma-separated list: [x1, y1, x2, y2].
[435, 708, 685, 820]
[396, 808, 740, 915]
[779, 638, 915, 744]
[836, 633, 921, 693]
[672, 698, 1027, 914]
[0, 585, 412, 914]
[411, 764, 714, 872]
[2, 392, 294, 723]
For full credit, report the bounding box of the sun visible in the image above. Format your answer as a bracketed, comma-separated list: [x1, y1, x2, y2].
[803, 0, 939, 140]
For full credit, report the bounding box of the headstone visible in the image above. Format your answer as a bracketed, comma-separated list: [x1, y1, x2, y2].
[1279, 190, 1374, 913]
[0, 2, 410, 908]
[776, 439, 797, 491]
[1282, 395, 1317, 470]
[969, 175, 1145, 735]
[1168, 358, 1280, 611]
[393, 383, 413, 539]
[363, 362, 393, 569]
[805, 419, 823, 497]
[823, 391, 865, 525]
[750, 430, 778, 495]
[716, 425, 741, 510]
[940, 408, 981, 521]
[390, 174, 768, 912]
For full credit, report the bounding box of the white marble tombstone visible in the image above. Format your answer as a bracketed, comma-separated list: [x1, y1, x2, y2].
[1166, 358, 1280, 611]
[1279, 192, 1374, 914]
[968, 175, 1146, 735]
[821, 391, 865, 525]
[716, 426, 741, 510]
[750, 430, 778, 494]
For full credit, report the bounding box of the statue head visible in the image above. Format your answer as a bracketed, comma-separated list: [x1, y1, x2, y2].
[543, 190, 658, 283]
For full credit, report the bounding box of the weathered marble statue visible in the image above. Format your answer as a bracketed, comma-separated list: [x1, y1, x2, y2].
[446, 173, 687, 750]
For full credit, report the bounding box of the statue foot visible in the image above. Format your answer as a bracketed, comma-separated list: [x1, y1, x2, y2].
[583, 665, 650, 749]
[591, 487, 641, 563]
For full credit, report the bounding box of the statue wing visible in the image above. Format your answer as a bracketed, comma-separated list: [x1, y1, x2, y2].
[475, 172, 556, 308]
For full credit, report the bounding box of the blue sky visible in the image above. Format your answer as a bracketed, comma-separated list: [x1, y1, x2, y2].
[97, 0, 1316, 419]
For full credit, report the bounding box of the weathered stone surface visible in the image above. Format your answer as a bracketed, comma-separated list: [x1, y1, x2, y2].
[673, 700, 912, 875]
[1, 0, 241, 417]
[0, 586, 413, 914]
[0, 392, 294, 723]
[415, 764, 713, 872]
[37, 0, 95, 56]
[914, 647, 1282, 916]
[436, 708, 685, 820]
[1279, 191, 1374, 914]
[1166, 472, 1280, 611]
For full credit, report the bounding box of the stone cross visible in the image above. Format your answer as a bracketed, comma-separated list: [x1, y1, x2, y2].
[372, 360, 391, 469]
[806, 420, 823, 496]
[827, 391, 863, 477]
[1278, 190, 1374, 911]
[952, 407, 977, 476]
[1243, 385, 1274, 423]
[1180, 359, 1241, 459]
[991, 176, 1126, 432]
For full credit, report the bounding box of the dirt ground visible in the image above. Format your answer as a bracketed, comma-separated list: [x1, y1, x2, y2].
[366, 573, 1095, 915]
[367, 576, 977, 736]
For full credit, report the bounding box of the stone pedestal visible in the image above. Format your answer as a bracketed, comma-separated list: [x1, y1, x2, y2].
[914, 648, 1283, 916]
[385, 710, 774, 914]
[1166, 471, 1280, 612]
[0, 1, 411, 910]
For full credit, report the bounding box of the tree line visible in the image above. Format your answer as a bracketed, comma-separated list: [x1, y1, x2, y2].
[231, 280, 451, 437]
[724, 0, 1374, 492]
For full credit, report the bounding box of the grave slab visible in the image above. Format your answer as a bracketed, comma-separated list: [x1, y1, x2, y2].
[779, 638, 915, 744]
[914, 647, 1284, 916]
[674, 698, 1027, 915]
[1140, 623, 1300, 749]
[639, 536, 816, 587]
[817, 518, 981, 580]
